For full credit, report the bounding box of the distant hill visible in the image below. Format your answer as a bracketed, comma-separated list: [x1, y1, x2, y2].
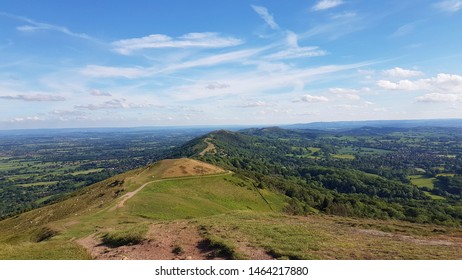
[284, 119, 462, 131]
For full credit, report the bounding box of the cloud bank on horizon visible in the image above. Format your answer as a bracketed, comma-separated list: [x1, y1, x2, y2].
[0, 0, 461, 129]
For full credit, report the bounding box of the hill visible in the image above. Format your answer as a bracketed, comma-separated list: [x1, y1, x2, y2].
[1, 138, 462, 259]
[0, 158, 287, 259]
[284, 118, 462, 131]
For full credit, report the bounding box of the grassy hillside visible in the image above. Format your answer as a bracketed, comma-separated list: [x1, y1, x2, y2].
[1, 157, 461, 260]
[0, 158, 286, 259]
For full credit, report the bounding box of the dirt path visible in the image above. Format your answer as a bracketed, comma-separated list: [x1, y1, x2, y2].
[110, 171, 233, 211]
[77, 221, 229, 260]
[199, 138, 216, 156]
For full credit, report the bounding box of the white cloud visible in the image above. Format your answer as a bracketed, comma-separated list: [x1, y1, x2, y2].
[329, 88, 361, 100]
[0, 94, 65, 101]
[112, 32, 243, 55]
[49, 109, 85, 116]
[81, 65, 148, 78]
[286, 31, 299, 48]
[379, 73, 462, 104]
[89, 89, 112, 96]
[205, 82, 230, 90]
[328, 88, 359, 95]
[239, 101, 272, 108]
[296, 94, 329, 103]
[435, 0, 462, 12]
[330, 12, 357, 20]
[170, 61, 373, 102]
[383, 67, 423, 78]
[377, 79, 421, 90]
[75, 98, 158, 110]
[266, 46, 327, 60]
[380, 73, 462, 92]
[335, 104, 359, 110]
[251, 5, 279, 30]
[427, 73, 462, 91]
[265, 31, 327, 60]
[164, 48, 263, 72]
[312, 0, 344, 11]
[10, 116, 43, 123]
[416, 93, 461, 102]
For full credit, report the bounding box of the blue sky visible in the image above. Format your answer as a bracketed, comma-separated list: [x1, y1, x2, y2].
[1, 0, 462, 129]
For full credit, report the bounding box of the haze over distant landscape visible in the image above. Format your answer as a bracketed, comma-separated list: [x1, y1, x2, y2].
[1, 0, 462, 129]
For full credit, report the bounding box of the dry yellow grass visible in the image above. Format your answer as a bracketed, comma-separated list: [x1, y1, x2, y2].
[150, 158, 225, 178]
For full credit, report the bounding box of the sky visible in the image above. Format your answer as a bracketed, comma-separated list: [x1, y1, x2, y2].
[0, 0, 462, 129]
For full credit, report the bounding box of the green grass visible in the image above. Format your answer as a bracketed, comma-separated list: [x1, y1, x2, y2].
[409, 175, 435, 189]
[436, 173, 456, 177]
[196, 212, 462, 259]
[71, 168, 104, 176]
[198, 212, 325, 259]
[126, 174, 287, 220]
[101, 224, 148, 247]
[423, 191, 446, 200]
[19, 181, 58, 187]
[332, 154, 355, 160]
[0, 241, 91, 260]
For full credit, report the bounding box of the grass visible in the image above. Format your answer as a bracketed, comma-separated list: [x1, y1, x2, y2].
[409, 175, 435, 189]
[101, 224, 148, 247]
[0, 241, 91, 260]
[126, 174, 287, 221]
[436, 173, 456, 177]
[423, 191, 446, 200]
[198, 212, 325, 259]
[19, 181, 58, 187]
[71, 168, 104, 176]
[196, 212, 462, 259]
[332, 154, 355, 160]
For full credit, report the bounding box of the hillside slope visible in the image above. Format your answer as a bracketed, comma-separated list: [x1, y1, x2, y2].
[0, 158, 286, 259]
[1, 157, 462, 260]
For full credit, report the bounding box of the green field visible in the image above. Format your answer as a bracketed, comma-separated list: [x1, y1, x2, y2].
[332, 154, 355, 160]
[409, 175, 435, 189]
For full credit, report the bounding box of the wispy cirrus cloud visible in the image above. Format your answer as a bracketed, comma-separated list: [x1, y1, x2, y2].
[81, 47, 264, 79]
[0, 12, 93, 40]
[75, 98, 159, 110]
[266, 31, 327, 60]
[112, 32, 243, 55]
[0, 93, 65, 102]
[266, 46, 327, 60]
[434, 0, 462, 12]
[312, 0, 344, 11]
[251, 5, 279, 30]
[391, 23, 417, 37]
[80, 65, 149, 78]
